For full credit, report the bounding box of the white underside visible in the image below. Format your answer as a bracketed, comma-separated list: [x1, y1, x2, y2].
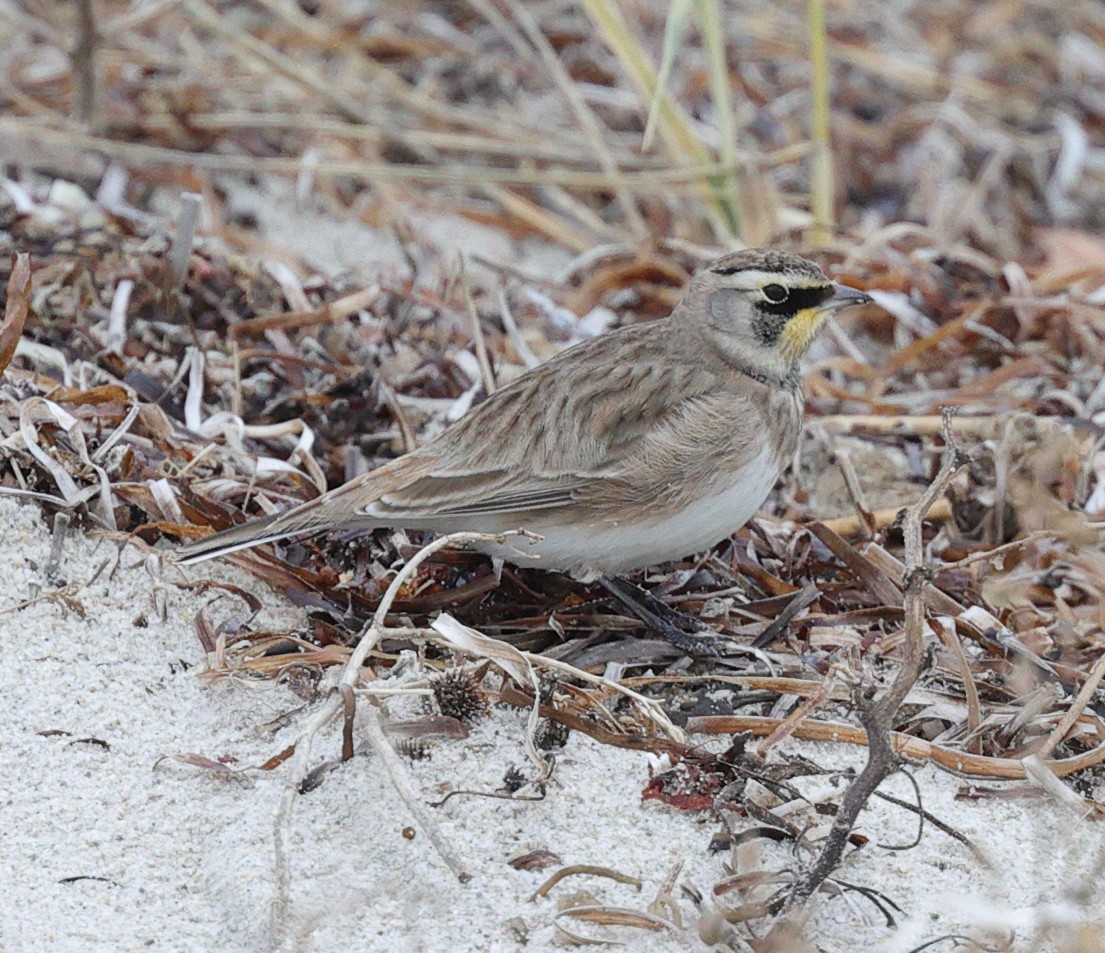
[474, 447, 782, 580]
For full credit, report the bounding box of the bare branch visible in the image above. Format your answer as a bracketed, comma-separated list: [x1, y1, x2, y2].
[769, 409, 970, 926]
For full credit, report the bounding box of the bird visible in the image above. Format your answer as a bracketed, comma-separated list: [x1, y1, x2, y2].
[177, 249, 872, 652]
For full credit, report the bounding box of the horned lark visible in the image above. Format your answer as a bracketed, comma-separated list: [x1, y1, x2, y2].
[178, 250, 871, 645]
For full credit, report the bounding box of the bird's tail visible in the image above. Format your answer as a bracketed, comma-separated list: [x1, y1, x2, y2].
[175, 478, 382, 565]
[175, 510, 311, 565]
[175, 455, 435, 566]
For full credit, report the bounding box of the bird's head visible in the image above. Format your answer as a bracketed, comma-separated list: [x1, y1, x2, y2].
[680, 249, 872, 384]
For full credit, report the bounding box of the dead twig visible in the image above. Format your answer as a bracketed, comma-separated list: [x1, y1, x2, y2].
[872, 784, 989, 866]
[44, 512, 72, 582]
[771, 409, 970, 925]
[531, 864, 642, 900]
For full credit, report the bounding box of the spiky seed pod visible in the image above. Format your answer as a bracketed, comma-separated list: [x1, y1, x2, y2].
[431, 667, 490, 725]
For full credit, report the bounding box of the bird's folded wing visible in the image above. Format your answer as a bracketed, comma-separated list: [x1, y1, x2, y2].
[370, 474, 580, 519]
[362, 358, 749, 525]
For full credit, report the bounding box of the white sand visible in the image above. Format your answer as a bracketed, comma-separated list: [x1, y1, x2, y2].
[2, 494, 1104, 952]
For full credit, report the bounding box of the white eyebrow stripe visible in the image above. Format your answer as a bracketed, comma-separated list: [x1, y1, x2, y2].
[714, 269, 830, 291]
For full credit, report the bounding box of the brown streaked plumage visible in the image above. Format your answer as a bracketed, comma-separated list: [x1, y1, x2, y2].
[176, 250, 872, 580]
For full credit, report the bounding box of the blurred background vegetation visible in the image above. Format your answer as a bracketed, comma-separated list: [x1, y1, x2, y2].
[3, 0, 1103, 261]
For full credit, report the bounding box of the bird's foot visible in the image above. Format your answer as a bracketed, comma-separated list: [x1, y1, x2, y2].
[599, 576, 721, 658]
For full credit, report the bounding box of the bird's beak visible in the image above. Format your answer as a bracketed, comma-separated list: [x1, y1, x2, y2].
[778, 282, 872, 360]
[824, 283, 873, 311]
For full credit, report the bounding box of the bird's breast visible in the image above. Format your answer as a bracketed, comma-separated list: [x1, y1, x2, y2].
[479, 440, 788, 579]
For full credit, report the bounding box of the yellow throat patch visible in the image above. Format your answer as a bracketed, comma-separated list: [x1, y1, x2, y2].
[779, 307, 828, 361]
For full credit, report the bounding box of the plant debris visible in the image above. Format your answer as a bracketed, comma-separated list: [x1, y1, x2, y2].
[3, 1, 1105, 948]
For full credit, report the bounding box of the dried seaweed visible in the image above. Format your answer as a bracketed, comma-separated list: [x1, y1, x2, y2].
[2, 1, 1105, 948]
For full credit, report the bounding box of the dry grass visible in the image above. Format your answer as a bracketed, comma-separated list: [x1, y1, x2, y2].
[2, 1, 1105, 948]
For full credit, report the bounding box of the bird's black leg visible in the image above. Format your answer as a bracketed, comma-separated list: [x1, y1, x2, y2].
[599, 576, 720, 657]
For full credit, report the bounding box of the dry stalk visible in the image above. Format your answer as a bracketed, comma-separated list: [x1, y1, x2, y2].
[770, 409, 970, 926]
[268, 530, 534, 950]
[816, 414, 1001, 437]
[575, 0, 735, 236]
[932, 617, 982, 754]
[228, 285, 380, 340]
[500, 0, 648, 240]
[44, 512, 72, 581]
[165, 192, 202, 324]
[817, 498, 952, 537]
[685, 712, 1105, 780]
[833, 445, 876, 536]
[0, 252, 31, 375]
[1020, 755, 1098, 820]
[0, 118, 751, 192]
[1037, 651, 1105, 760]
[497, 289, 542, 370]
[459, 262, 497, 395]
[806, 0, 833, 244]
[71, 0, 99, 127]
[700, 0, 742, 232]
[755, 675, 834, 759]
[484, 185, 601, 251]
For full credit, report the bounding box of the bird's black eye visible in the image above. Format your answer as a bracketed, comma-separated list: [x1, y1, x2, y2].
[762, 283, 788, 303]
